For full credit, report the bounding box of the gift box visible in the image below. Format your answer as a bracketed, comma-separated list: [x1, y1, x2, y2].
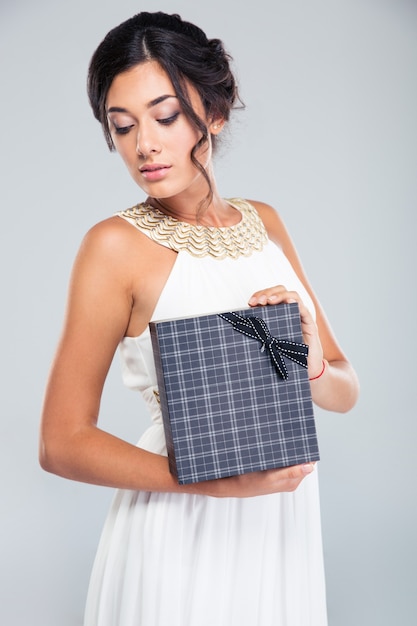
[149, 302, 320, 484]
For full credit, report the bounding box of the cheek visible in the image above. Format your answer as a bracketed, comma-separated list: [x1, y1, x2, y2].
[194, 136, 212, 165]
[173, 121, 201, 150]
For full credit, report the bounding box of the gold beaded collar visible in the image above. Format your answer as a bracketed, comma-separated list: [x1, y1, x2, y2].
[116, 198, 268, 260]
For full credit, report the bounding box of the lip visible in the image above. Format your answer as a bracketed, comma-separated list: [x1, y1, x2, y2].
[139, 163, 171, 181]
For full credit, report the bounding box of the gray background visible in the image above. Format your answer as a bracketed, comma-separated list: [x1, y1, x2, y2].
[1, 0, 416, 624]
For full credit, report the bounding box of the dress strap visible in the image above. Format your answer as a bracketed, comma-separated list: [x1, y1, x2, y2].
[116, 198, 268, 260]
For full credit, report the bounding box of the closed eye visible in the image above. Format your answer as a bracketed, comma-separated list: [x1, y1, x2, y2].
[114, 124, 134, 135]
[157, 112, 180, 126]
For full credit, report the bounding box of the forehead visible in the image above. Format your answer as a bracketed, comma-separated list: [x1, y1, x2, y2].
[106, 61, 175, 107]
[106, 60, 205, 117]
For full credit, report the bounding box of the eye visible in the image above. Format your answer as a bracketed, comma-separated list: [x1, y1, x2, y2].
[114, 124, 134, 135]
[157, 112, 180, 126]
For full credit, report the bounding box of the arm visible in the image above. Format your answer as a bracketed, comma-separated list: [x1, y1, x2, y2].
[248, 200, 360, 413]
[39, 217, 315, 497]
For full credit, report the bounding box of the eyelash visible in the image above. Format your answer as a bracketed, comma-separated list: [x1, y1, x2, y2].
[113, 113, 180, 135]
[157, 112, 180, 125]
[114, 125, 134, 135]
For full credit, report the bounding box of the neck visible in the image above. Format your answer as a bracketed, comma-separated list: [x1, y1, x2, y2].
[149, 193, 241, 228]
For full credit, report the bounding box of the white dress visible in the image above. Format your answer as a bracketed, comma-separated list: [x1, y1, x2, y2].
[84, 199, 328, 626]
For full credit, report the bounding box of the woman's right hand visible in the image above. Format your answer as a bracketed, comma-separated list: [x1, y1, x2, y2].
[187, 463, 315, 498]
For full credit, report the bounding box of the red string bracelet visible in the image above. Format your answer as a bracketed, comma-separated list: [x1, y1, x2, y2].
[309, 359, 326, 381]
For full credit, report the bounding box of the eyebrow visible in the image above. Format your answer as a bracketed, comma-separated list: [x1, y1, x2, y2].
[107, 94, 177, 114]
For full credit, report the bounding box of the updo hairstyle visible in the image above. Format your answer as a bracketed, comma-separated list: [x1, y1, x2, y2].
[87, 12, 241, 156]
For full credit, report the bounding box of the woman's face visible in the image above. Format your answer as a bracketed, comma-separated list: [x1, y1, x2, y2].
[106, 61, 216, 200]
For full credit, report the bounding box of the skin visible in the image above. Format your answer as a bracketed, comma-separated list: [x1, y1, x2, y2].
[39, 60, 359, 498]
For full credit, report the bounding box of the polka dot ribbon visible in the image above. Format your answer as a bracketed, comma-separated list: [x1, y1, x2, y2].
[219, 312, 309, 380]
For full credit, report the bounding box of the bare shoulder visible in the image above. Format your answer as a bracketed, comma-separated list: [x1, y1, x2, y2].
[79, 215, 146, 260]
[247, 198, 279, 217]
[74, 213, 177, 338]
[74, 213, 167, 280]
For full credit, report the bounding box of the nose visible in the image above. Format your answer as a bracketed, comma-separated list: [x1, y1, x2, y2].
[136, 124, 161, 157]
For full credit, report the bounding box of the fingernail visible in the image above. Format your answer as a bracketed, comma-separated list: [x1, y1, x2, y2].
[248, 297, 257, 305]
[302, 463, 315, 475]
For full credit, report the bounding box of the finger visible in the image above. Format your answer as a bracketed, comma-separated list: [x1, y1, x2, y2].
[248, 285, 289, 306]
[275, 462, 315, 479]
[266, 290, 300, 305]
[257, 292, 301, 307]
[261, 463, 315, 494]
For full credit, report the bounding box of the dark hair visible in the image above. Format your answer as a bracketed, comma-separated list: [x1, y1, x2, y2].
[87, 12, 242, 203]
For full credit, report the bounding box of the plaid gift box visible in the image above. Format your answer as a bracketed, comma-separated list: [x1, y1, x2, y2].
[150, 302, 320, 484]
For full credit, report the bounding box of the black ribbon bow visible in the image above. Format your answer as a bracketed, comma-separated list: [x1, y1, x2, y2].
[218, 312, 308, 380]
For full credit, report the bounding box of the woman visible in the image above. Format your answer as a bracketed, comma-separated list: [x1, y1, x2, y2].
[40, 11, 359, 626]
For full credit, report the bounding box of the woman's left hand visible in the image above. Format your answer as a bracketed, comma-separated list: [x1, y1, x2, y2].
[248, 285, 324, 380]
